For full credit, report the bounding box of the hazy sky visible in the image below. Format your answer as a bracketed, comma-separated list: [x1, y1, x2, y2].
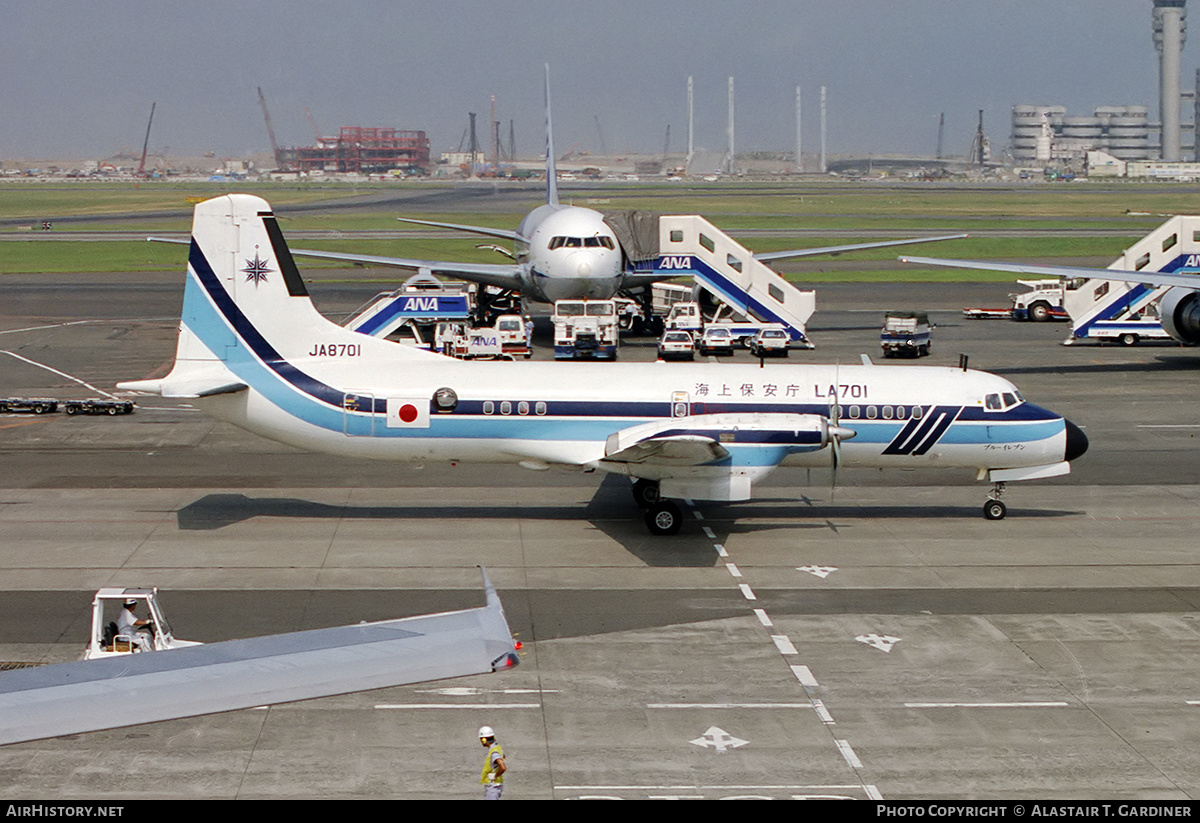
[0, 1, 1177, 161]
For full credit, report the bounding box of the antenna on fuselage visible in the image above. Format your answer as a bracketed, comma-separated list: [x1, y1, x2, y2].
[544, 63, 559, 207]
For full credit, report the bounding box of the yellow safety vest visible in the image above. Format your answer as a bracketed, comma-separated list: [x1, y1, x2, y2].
[481, 742, 504, 785]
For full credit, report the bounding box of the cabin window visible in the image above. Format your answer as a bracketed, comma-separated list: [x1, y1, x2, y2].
[1135, 253, 1151, 271]
[1164, 233, 1178, 253]
[669, 230, 684, 243]
[727, 254, 743, 272]
[882, 406, 893, 419]
[536, 401, 547, 415]
[518, 401, 530, 415]
[483, 401, 495, 415]
[699, 233, 715, 252]
[912, 406, 923, 419]
[768, 283, 784, 303]
[896, 406, 908, 420]
[867, 405, 878, 419]
[500, 401, 512, 415]
[848, 405, 860, 419]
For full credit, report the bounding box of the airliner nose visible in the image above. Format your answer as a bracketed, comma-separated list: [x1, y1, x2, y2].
[1064, 419, 1088, 462]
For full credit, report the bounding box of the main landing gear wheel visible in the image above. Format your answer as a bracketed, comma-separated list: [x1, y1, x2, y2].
[645, 500, 682, 536]
[631, 479, 660, 509]
[983, 499, 1007, 520]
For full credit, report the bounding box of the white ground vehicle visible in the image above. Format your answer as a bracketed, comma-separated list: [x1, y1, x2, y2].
[553, 299, 619, 360]
[663, 301, 704, 333]
[83, 587, 200, 660]
[657, 330, 696, 361]
[748, 326, 790, 357]
[1011, 279, 1067, 322]
[696, 325, 735, 356]
[880, 311, 932, 358]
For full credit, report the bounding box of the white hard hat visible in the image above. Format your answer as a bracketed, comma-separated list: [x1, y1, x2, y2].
[478, 725, 495, 739]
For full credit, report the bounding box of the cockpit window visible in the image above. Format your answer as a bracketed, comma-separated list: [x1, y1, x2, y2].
[550, 236, 613, 250]
[984, 392, 1024, 411]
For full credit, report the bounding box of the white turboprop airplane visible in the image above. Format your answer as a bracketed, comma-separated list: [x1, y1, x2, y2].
[0, 570, 518, 746]
[119, 193, 1087, 534]
[255, 65, 967, 307]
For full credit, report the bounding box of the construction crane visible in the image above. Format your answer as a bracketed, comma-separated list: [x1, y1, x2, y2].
[136, 102, 156, 178]
[257, 86, 284, 170]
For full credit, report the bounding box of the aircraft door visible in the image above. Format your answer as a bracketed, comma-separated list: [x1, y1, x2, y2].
[672, 391, 690, 418]
[343, 391, 378, 436]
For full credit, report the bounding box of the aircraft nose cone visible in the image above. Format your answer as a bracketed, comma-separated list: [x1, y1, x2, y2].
[1064, 419, 1088, 462]
[576, 260, 592, 277]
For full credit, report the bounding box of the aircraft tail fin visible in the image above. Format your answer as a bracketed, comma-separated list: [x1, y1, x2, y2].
[119, 194, 432, 398]
[545, 63, 559, 207]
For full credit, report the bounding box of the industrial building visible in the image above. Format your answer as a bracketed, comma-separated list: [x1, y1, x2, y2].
[282, 127, 431, 174]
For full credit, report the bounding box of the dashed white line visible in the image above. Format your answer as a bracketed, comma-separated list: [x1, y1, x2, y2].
[770, 635, 797, 655]
[702, 526, 715, 539]
[790, 665, 819, 688]
[647, 703, 814, 709]
[738, 583, 756, 600]
[753, 609, 773, 627]
[835, 739, 862, 768]
[725, 562, 742, 578]
[811, 699, 835, 725]
[713, 543, 728, 557]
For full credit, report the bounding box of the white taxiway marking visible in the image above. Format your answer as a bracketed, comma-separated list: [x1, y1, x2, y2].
[713, 543, 729, 557]
[835, 739, 862, 768]
[771, 635, 798, 655]
[690, 726, 748, 753]
[1, 350, 116, 398]
[856, 633, 901, 652]
[812, 699, 835, 725]
[1137, 424, 1200, 429]
[702, 526, 715, 539]
[738, 584, 756, 600]
[0, 321, 92, 335]
[416, 687, 556, 696]
[753, 609, 773, 627]
[374, 703, 541, 710]
[797, 565, 838, 578]
[790, 665, 819, 688]
[649, 703, 812, 709]
[725, 562, 742, 578]
[905, 702, 1069, 708]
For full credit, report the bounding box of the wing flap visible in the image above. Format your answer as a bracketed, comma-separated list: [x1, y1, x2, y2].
[0, 571, 518, 746]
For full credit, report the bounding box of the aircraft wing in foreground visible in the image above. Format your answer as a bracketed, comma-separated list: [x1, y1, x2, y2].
[0, 569, 518, 746]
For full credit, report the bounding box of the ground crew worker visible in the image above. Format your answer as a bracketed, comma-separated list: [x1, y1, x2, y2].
[478, 725, 506, 799]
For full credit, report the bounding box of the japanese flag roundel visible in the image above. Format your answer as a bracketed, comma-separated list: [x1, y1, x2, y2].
[387, 397, 431, 428]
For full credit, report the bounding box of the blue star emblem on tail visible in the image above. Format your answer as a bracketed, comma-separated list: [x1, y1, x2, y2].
[242, 254, 272, 286]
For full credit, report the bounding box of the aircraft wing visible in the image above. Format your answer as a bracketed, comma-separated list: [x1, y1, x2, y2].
[396, 216, 522, 242]
[0, 570, 518, 746]
[754, 233, 968, 263]
[899, 255, 1200, 290]
[148, 236, 526, 291]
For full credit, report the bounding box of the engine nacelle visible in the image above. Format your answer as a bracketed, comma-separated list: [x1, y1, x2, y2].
[1160, 287, 1200, 344]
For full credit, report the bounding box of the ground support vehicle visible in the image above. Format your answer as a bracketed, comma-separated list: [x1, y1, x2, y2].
[553, 299, 619, 360]
[0, 398, 58, 414]
[663, 301, 704, 333]
[657, 330, 696, 361]
[880, 311, 932, 358]
[64, 398, 135, 415]
[748, 326, 790, 358]
[84, 587, 200, 660]
[962, 279, 1068, 321]
[696, 326, 735, 356]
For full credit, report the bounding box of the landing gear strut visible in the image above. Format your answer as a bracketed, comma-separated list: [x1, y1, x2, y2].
[983, 482, 1007, 520]
[631, 479, 660, 508]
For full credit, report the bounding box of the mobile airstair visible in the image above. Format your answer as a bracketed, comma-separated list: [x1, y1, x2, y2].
[651, 215, 816, 346]
[1061, 216, 1198, 345]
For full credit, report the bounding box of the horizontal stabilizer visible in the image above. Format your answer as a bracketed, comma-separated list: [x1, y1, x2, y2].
[0, 570, 518, 746]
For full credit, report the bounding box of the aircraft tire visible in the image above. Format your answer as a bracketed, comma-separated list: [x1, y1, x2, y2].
[983, 499, 1006, 520]
[631, 479, 660, 508]
[645, 501, 682, 536]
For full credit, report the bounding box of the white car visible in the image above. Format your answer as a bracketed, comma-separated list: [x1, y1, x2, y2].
[657, 330, 696, 361]
[697, 326, 735, 356]
[748, 326, 790, 358]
